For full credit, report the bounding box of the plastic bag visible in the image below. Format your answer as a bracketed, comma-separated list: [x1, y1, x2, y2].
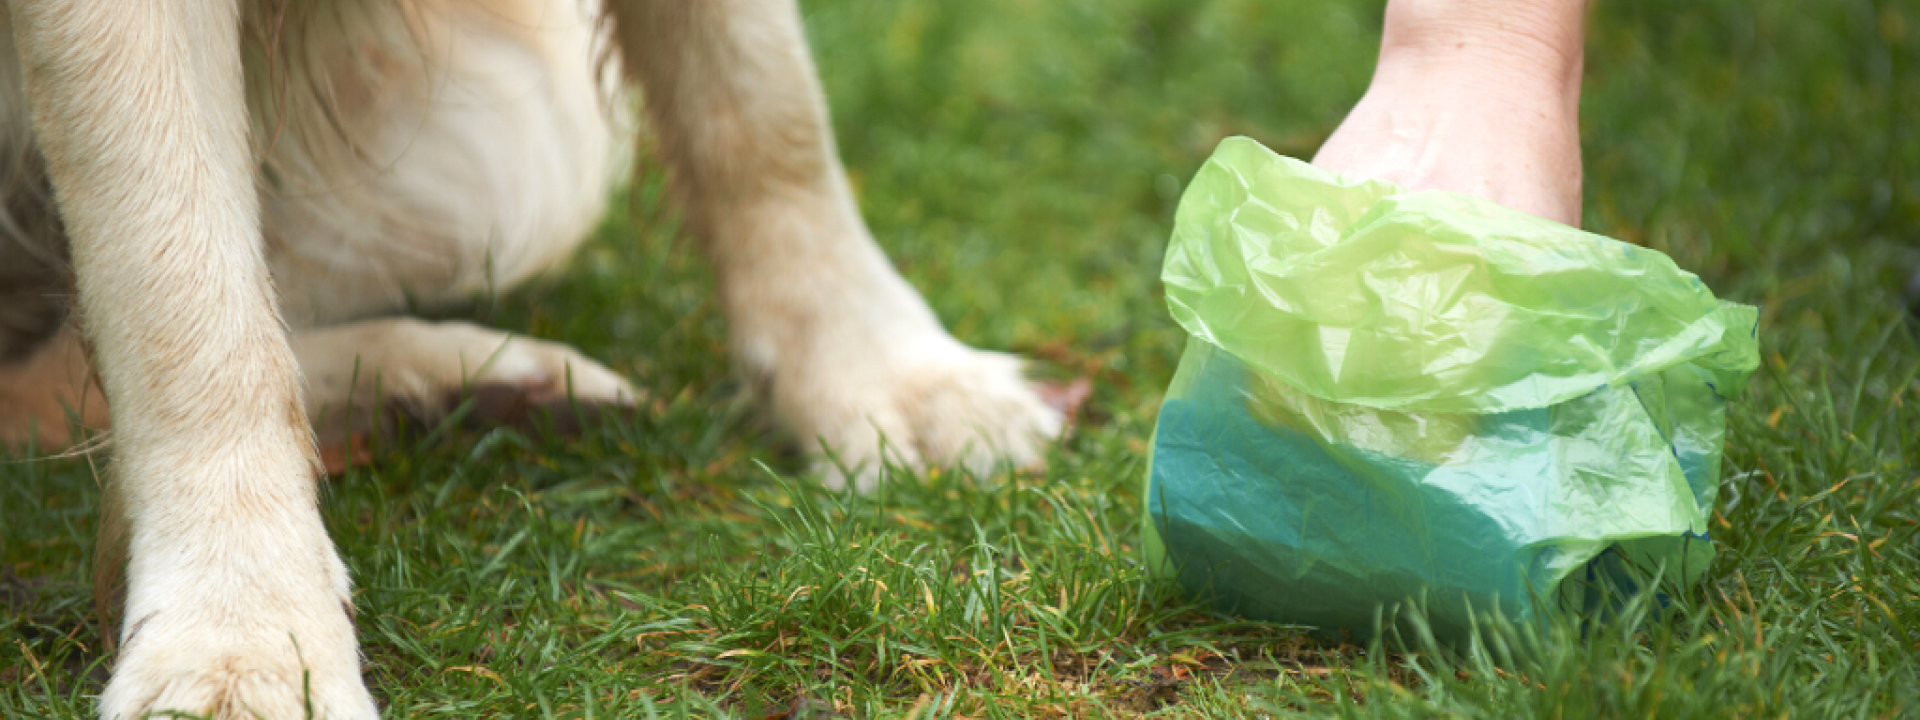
[1143, 137, 1759, 641]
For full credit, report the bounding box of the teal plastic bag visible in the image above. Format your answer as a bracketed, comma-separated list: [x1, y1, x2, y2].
[1144, 137, 1759, 641]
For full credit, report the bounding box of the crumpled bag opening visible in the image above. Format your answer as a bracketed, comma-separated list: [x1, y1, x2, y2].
[1146, 137, 1758, 641]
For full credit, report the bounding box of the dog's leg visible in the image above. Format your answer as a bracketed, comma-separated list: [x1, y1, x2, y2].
[610, 0, 1064, 488]
[9, 1, 377, 717]
[294, 318, 637, 444]
[0, 318, 639, 451]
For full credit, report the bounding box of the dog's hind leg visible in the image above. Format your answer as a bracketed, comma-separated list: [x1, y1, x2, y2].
[293, 318, 638, 447]
[9, 1, 377, 717]
[0, 325, 106, 449]
[1, 318, 639, 455]
[609, 0, 1064, 489]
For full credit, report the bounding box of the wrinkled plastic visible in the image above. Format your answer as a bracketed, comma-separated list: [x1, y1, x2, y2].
[1145, 138, 1759, 640]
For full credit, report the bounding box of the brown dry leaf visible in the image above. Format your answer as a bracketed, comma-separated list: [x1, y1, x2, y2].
[319, 432, 372, 476]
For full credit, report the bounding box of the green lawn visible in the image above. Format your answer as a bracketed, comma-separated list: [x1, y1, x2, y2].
[6, 0, 1919, 716]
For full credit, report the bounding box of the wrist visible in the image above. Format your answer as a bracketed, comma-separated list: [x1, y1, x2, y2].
[1377, 0, 1588, 94]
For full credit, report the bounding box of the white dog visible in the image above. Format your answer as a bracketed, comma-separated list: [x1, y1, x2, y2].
[0, 0, 1062, 716]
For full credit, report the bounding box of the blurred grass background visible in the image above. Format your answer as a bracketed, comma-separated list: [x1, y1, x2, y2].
[5, 0, 1918, 716]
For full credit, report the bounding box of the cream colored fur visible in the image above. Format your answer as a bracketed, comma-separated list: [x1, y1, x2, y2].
[608, 1, 1062, 484]
[0, 0, 1060, 717]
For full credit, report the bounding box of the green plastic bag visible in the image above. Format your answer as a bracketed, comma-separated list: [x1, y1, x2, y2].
[1144, 137, 1759, 641]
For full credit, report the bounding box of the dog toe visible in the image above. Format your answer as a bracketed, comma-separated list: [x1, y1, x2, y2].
[798, 345, 1066, 490]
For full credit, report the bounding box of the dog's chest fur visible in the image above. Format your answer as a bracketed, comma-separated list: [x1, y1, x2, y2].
[0, 0, 620, 361]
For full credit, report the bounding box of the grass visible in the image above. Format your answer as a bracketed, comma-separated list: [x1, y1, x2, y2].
[4, 0, 1919, 716]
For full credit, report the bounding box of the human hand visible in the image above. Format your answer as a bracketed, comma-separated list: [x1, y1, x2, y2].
[1311, 0, 1589, 227]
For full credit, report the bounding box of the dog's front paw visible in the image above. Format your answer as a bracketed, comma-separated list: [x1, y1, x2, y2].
[777, 335, 1064, 490]
[99, 597, 376, 720]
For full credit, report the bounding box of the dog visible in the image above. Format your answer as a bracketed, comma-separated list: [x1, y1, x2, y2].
[0, 0, 1063, 716]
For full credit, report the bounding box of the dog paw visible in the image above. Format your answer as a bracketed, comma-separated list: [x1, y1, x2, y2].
[777, 334, 1064, 490]
[294, 318, 638, 444]
[99, 585, 376, 719]
[101, 654, 377, 720]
